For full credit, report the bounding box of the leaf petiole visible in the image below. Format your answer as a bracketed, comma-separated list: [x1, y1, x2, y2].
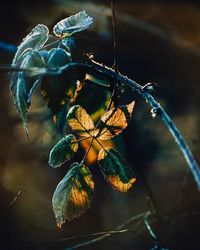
[72, 136, 92, 144]
[81, 137, 95, 164]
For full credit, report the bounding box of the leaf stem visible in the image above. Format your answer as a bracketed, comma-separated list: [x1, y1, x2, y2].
[57, 61, 200, 190]
[81, 137, 95, 164]
[1, 60, 200, 189]
[40, 39, 60, 50]
[72, 136, 91, 144]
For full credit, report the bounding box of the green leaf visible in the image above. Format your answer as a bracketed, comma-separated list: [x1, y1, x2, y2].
[98, 148, 136, 192]
[97, 101, 135, 140]
[55, 103, 70, 134]
[52, 162, 94, 227]
[53, 11, 93, 38]
[12, 24, 49, 66]
[10, 49, 45, 134]
[49, 134, 78, 168]
[41, 48, 77, 119]
[66, 105, 97, 137]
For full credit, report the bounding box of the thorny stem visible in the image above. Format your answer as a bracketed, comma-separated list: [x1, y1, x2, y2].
[2, 61, 200, 189]
[1, 61, 200, 189]
[111, 0, 159, 211]
[54, 60, 200, 190]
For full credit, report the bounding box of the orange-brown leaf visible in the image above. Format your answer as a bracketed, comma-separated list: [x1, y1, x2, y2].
[66, 105, 97, 137]
[98, 148, 136, 192]
[52, 162, 94, 227]
[97, 101, 135, 140]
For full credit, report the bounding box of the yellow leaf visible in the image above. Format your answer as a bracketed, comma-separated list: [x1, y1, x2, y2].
[52, 163, 94, 227]
[106, 175, 136, 192]
[80, 137, 115, 164]
[98, 148, 136, 192]
[97, 101, 135, 140]
[67, 105, 97, 137]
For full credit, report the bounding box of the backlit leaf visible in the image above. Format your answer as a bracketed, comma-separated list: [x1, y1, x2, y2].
[66, 105, 96, 137]
[10, 49, 45, 134]
[12, 24, 49, 66]
[98, 148, 136, 192]
[52, 162, 94, 227]
[81, 137, 114, 165]
[49, 134, 78, 168]
[41, 48, 77, 124]
[53, 11, 93, 38]
[97, 101, 135, 140]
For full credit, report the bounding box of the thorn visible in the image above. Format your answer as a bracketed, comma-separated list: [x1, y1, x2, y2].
[151, 108, 159, 118]
[142, 82, 159, 93]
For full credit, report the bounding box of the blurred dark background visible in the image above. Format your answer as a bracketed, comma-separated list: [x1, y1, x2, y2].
[0, 0, 200, 249]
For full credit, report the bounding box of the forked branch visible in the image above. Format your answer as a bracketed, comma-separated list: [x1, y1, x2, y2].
[54, 59, 200, 190]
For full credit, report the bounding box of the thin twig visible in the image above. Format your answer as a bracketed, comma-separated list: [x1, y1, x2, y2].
[2, 61, 200, 189]
[64, 211, 150, 250]
[111, 0, 118, 71]
[55, 61, 200, 190]
[144, 214, 158, 241]
[37, 229, 130, 247]
[72, 136, 91, 144]
[80, 137, 95, 164]
[7, 188, 26, 214]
